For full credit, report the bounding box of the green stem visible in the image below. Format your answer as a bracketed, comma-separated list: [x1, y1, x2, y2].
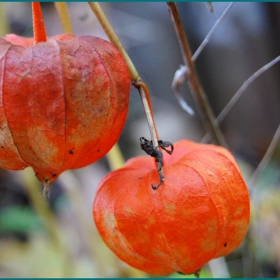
[0, 3, 10, 37]
[106, 144, 125, 170]
[54, 2, 74, 34]
[22, 167, 74, 277]
[88, 2, 139, 81]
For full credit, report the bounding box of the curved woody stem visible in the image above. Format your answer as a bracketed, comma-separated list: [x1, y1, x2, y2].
[88, 2, 167, 187]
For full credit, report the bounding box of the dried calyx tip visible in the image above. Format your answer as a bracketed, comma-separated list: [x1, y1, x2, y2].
[140, 137, 174, 190]
[43, 185, 50, 199]
[151, 175, 164, 190]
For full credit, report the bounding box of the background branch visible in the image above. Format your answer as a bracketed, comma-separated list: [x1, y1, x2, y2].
[167, 2, 228, 147]
[217, 55, 280, 124]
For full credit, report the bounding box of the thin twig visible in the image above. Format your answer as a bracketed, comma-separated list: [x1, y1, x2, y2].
[192, 2, 234, 61]
[248, 124, 280, 193]
[167, 2, 227, 147]
[171, 65, 195, 115]
[200, 55, 280, 144]
[172, 3, 234, 117]
[217, 55, 280, 124]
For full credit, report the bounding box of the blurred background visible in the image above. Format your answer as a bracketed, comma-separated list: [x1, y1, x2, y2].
[0, 2, 280, 277]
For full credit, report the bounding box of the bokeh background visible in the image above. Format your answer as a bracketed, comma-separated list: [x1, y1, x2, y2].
[0, 2, 280, 277]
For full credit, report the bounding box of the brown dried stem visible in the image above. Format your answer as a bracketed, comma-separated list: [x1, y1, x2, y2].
[88, 2, 163, 184]
[167, 2, 228, 147]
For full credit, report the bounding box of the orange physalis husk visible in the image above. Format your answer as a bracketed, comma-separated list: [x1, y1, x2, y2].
[0, 33, 130, 189]
[93, 139, 250, 275]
